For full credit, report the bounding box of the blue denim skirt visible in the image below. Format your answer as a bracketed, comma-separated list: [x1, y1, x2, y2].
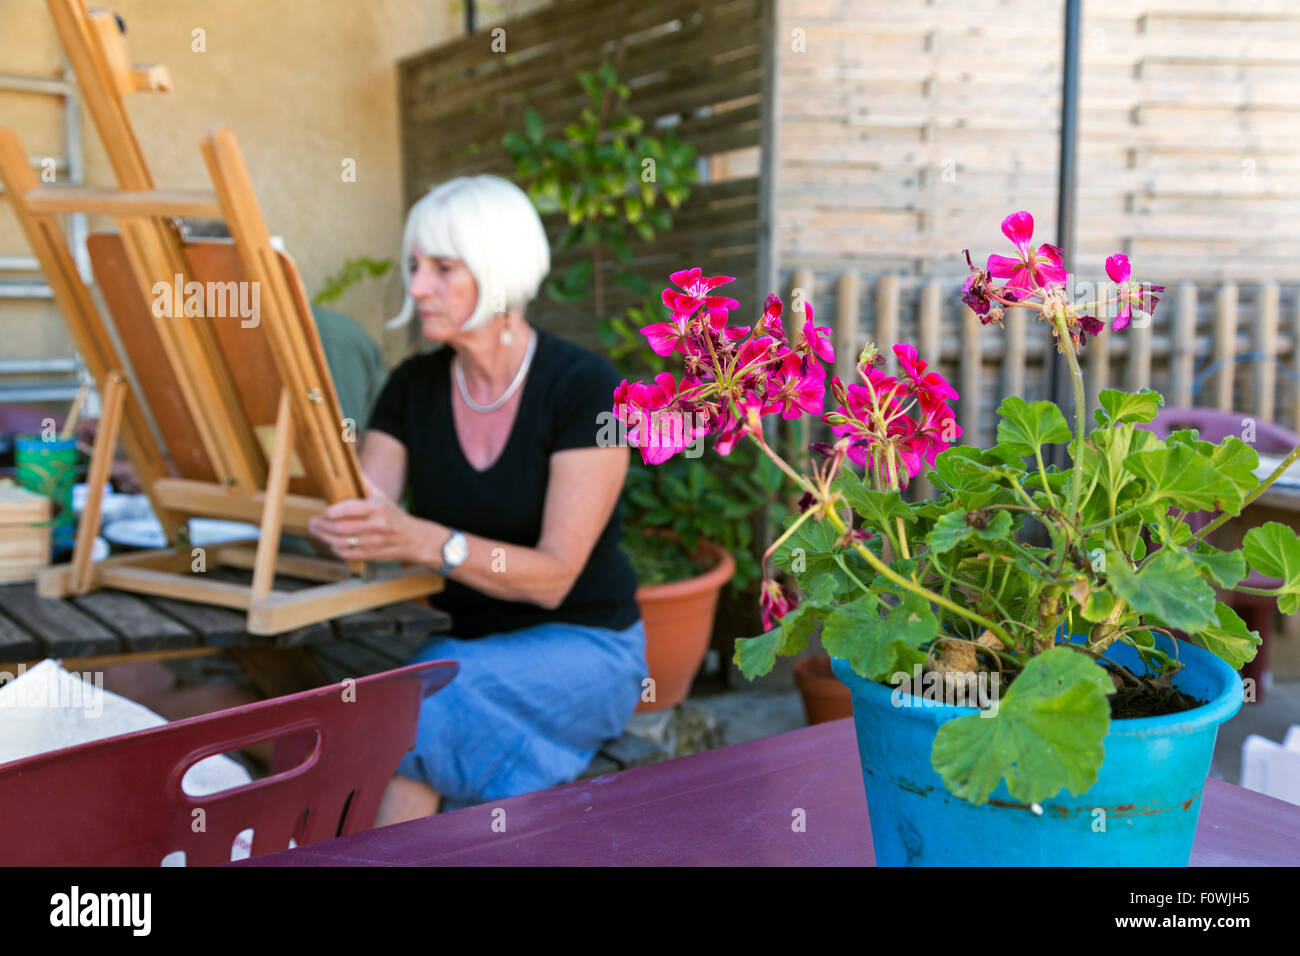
[395, 618, 647, 811]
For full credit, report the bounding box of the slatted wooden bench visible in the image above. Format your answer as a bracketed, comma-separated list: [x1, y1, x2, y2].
[0, 573, 667, 776]
[0, 568, 451, 698]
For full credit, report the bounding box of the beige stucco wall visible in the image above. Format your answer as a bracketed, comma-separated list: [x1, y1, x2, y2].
[1, 0, 461, 369]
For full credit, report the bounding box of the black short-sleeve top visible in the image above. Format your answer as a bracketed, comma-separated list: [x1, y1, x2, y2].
[366, 325, 641, 639]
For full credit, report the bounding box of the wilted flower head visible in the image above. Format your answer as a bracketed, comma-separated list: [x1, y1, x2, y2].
[760, 577, 799, 631]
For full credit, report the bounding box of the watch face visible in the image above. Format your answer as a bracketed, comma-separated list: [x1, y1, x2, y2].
[445, 532, 469, 566]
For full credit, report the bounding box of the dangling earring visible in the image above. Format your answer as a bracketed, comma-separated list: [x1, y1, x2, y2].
[500, 315, 513, 347]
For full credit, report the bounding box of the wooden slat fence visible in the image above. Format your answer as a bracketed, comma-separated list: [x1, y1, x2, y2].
[780, 267, 1300, 496]
[398, 0, 775, 350]
[776, 0, 1300, 282]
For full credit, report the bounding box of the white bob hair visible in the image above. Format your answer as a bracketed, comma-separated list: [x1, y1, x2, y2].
[385, 174, 551, 331]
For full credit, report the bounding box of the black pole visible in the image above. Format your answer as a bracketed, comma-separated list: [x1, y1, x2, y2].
[465, 0, 477, 33]
[1048, 0, 1082, 470]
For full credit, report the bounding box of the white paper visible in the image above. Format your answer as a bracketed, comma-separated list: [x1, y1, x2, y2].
[0, 660, 256, 864]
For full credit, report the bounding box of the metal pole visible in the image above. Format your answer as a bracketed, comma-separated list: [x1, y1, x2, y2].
[1049, 0, 1082, 469]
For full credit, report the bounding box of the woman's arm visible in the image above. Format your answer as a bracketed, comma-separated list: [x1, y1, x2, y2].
[306, 444, 629, 610]
[359, 429, 407, 504]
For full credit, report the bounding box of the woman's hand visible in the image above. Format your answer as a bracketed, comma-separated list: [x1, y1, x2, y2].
[306, 476, 436, 564]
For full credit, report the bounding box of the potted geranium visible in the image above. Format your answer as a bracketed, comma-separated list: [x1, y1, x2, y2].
[614, 219, 1300, 865]
[615, 294, 798, 709]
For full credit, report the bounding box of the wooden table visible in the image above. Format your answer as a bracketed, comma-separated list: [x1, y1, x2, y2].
[0, 568, 452, 698]
[230, 718, 1300, 867]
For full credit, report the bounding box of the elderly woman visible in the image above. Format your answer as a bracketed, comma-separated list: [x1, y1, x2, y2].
[307, 175, 646, 824]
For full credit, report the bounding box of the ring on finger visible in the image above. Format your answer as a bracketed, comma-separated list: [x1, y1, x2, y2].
[347, 535, 359, 549]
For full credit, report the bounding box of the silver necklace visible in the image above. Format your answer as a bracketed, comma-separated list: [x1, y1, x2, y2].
[455, 327, 537, 413]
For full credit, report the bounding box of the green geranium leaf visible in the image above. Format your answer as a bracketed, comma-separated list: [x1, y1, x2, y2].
[931, 447, 1015, 509]
[1187, 543, 1247, 589]
[1150, 512, 1194, 549]
[996, 397, 1071, 459]
[931, 648, 1112, 805]
[1094, 387, 1164, 427]
[1024, 465, 1069, 497]
[1188, 602, 1261, 670]
[1243, 521, 1300, 614]
[927, 509, 1014, 555]
[733, 628, 786, 679]
[774, 517, 871, 597]
[1210, 437, 1261, 498]
[832, 474, 914, 532]
[982, 442, 1032, 470]
[820, 590, 939, 681]
[733, 573, 836, 679]
[932, 447, 988, 491]
[1078, 424, 1162, 525]
[1080, 589, 1115, 623]
[1123, 444, 1243, 514]
[1104, 546, 1217, 633]
[820, 592, 887, 676]
[870, 557, 919, 593]
[1165, 428, 1215, 458]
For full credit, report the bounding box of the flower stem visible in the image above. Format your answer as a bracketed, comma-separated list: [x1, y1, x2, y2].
[741, 402, 1015, 649]
[821, 499, 1016, 648]
[1191, 441, 1300, 543]
[1053, 313, 1089, 529]
[762, 505, 816, 568]
[1034, 448, 1059, 511]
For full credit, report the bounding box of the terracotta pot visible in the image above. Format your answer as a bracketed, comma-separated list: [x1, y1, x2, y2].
[794, 653, 854, 725]
[634, 535, 735, 713]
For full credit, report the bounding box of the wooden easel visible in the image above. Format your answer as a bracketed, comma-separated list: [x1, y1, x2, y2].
[0, 0, 443, 634]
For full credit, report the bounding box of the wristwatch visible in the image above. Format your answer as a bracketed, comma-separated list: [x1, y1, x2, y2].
[437, 529, 469, 575]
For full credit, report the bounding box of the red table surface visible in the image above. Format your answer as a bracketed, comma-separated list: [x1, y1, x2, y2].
[231, 718, 1300, 867]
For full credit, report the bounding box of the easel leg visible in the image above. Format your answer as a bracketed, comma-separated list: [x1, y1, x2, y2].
[250, 388, 294, 601]
[70, 370, 127, 595]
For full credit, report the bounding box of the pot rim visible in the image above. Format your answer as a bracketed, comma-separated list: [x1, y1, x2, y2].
[832, 634, 1243, 736]
[633, 535, 736, 600]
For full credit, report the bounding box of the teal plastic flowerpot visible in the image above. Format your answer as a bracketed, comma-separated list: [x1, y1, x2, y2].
[833, 634, 1242, 866]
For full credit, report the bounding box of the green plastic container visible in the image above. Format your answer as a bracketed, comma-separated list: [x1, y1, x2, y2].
[15, 436, 81, 553]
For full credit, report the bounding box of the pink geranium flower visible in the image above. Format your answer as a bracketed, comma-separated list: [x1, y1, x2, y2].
[661, 267, 741, 322]
[894, 343, 959, 402]
[708, 308, 751, 343]
[769, 352, 826, 420]
[759, 293, 785, 339]
[1105, 253, 1164, 332]
[628, 373, 713, 465]
[639, 312, 693, 357]
[801, 305, 835, 367]
[986, 211, 1069, 294]
[905, 391, 962, 470]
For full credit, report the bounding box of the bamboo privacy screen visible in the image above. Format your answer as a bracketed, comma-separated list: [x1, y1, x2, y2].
[785, 268, 1300, 469]
[397, 0, 778, 350]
